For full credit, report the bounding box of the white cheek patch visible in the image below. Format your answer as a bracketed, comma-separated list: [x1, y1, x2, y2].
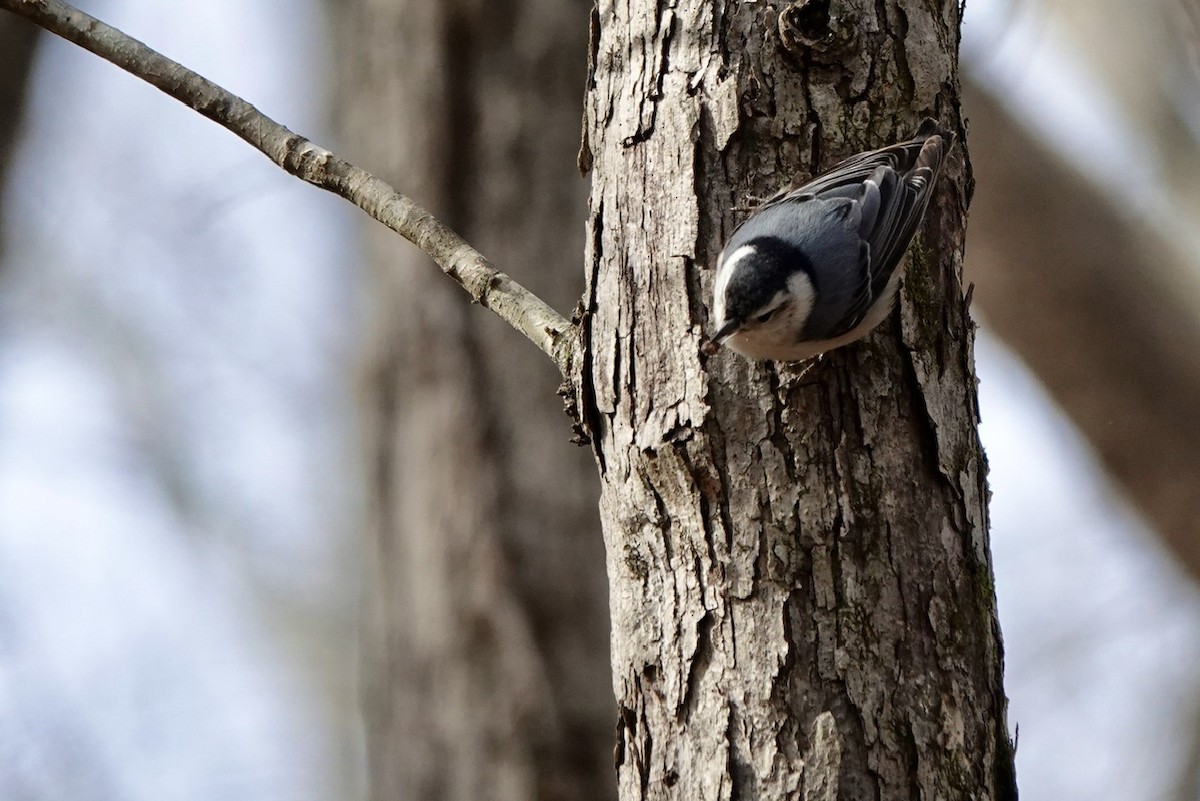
[713, 243, 758, 323]
[785, 271, 816, 329]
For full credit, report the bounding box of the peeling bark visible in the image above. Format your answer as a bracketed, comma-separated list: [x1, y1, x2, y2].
[579, 1, 1015, 798]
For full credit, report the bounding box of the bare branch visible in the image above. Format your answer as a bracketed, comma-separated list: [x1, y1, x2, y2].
[0, 0, 578, 375]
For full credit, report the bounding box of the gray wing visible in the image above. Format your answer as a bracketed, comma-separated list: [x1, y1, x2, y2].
[755, 119, 953, 338]
[760, 119, 950, 206]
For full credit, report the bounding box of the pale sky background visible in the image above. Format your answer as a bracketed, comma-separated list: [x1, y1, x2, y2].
[1, 1, 1198, 799]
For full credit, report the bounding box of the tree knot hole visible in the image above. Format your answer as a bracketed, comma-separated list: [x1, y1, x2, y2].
[778, 0, 836, 53]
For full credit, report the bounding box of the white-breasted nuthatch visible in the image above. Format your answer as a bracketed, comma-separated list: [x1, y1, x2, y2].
[709, 119, 954, 361]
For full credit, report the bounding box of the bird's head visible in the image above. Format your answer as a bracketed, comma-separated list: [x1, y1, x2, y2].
[710, 237, 815, 359]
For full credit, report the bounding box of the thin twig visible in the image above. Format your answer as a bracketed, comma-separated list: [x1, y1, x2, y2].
[0, 0, 579, 375]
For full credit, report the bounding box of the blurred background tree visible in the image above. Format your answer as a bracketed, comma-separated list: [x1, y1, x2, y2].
[332, 0, 611, 797]
[0, 0, 1198, 800]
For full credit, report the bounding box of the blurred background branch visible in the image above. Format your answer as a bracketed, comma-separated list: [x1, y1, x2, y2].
[965, 80, 1200, 582]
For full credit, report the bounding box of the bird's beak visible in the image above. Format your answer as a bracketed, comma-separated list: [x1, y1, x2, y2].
[711, 319, 741, 345]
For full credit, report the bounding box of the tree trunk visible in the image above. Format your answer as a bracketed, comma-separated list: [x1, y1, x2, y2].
[577, 1, 1016, 798]
[336, 0, 615, 799]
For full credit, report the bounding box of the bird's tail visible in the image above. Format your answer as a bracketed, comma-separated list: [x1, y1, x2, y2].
[910, 118, 955, 178]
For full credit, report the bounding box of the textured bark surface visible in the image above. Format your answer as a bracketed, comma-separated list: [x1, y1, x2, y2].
[578, 1, 1015, 798]
[338, 1, 615, 799]
[965, 82, 1200, 583]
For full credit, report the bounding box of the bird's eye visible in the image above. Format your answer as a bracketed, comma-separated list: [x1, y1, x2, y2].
[753, 308, 778, 324]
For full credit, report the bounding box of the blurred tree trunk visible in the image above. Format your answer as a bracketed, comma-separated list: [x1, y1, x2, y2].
[335, 0, 615, 799]
[0, 16, 39, 262]
[964, 82, 1200, 582]
[577, 1, 1016, 798]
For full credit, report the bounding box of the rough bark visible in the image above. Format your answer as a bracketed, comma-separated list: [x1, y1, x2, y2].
[964, 82, 1200, 583]
[338, 0, 615, 799]
[578, 1, 1015, 798]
